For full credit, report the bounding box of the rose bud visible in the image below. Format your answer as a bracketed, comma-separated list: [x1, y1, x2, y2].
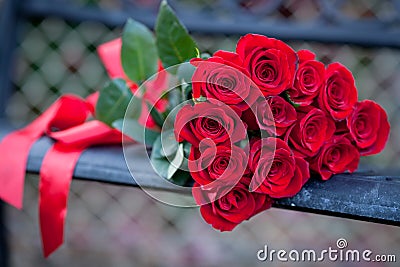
[193, 177, 273, 231]
[319, 63, 358, 120]
[174, 100, 246, 147]
[347, 100, 390, 156]
[249, 137, 310, 198]
[287, 50, 325, 106]
[310, 135, 360, 180]
[192, 50, 258, 111]
[236, 34, 297, 96]
[287, 107, 335, 157]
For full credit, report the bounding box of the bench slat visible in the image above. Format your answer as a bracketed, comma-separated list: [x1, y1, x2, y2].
[1, 119, 399, 226]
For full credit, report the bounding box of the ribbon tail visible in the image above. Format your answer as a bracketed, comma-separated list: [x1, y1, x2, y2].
[0, 133, 32, 209]
[97, 38, 125, 79]
[0, 108, 58, 209]
[39, 143, 84, 257]
[0, 95, 90, 209]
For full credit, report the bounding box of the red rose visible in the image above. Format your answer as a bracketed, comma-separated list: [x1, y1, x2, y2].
[241, 96, 297, 135]
[287, 50, 325, 106]
[249, 138, 310, 198]
[174, 100, 246, 147]
[256, 96, 297, 136]
[347, 100, 390, 156]
[193, 177, 273, 231]
[236, 34, 297, 96]
[310, 135, 360, 180]
[320, 63, 358, 120]
[287, 107, 335, 157]
[188, 145, 248, 186]
[192, 50, 258, 111]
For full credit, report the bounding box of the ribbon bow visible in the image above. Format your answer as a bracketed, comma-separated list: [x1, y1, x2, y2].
[0, 93, 127, 256]
[0, 37, 168, 257]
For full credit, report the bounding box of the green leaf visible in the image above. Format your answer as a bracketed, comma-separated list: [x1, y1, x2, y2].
[96, 79, 133, 126]
[146, 101, 165, 127]
[167, 143, 184, 179]
[126, 94, 142, 120]
[183, 142, 191, 157]
[163, 99, 184, 130]
[160, 129, 179, 157]
[121, 19, 158, 83]
[151, 157, 170, 179]
[112, 119, 160, 146]
[182, 83, 193, 101]
[170, 169, 191, 186]
[166, 89, 181, 113]
[284, 91, 301, 108]
[150, 135, 192, 185]
[155, 0, 198, 71]
[180, 142, 191, 172]
[150, 136, 171, 178]
[150, 134, 164, 159]
[177, 62, 196, 83]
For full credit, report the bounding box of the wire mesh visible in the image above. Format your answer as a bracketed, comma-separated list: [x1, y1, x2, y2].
[3, 0, 400, 266]
[8, 18, 400, 168]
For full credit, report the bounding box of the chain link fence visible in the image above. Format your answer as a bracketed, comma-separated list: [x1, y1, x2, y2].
[3, 0, 400, 266]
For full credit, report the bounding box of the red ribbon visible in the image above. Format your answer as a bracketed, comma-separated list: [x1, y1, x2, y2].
[39, 143, 83, 257]
[0, 37, 166, 257]
[98, 38, 169, 129]
[98, 38, 127, 80]
[40, 120, 125, 257]
[0, 92, 126, 257]
[0, 95, 89, 209]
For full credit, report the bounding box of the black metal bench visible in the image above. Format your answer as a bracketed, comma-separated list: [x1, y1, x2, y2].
[1, 0, 399, 266]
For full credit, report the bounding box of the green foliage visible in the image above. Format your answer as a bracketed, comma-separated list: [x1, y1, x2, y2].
[146, 101, 165, 128]
[155, 0, 199, 71]
[121, 19, 158, 83]
[96, 79, 133, 126]
[150, 133, 192, 185]
[112, 119, 160, 146]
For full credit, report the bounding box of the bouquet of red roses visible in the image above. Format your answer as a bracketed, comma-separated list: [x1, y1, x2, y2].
[98, 1, 389, 231]
[170, 37, 390, 231]
[0, 0, 390, 257]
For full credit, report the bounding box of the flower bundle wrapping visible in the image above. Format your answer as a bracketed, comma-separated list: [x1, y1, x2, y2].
[0, 0, 390, 257]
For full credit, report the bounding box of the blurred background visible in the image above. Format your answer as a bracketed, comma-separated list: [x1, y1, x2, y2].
[1, 0, 399, 266]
